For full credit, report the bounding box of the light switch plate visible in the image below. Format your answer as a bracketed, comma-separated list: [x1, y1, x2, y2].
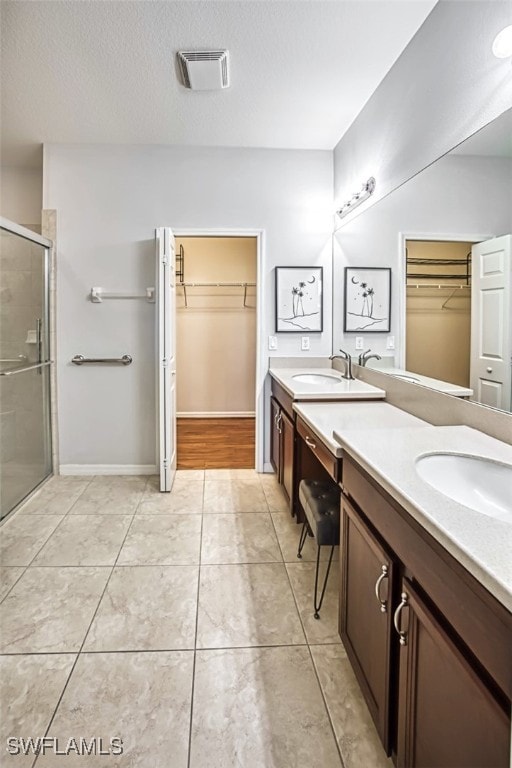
[268, 335, 277, 351]
[386, 336, 395, 350]
[355, 336, 364, 350]
[301, 336, 310, 351]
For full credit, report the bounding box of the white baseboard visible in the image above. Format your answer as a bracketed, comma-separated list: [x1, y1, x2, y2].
[263, 462, 275, 473]
[59, 464, 157, 476]
[177, 412, 255, 418]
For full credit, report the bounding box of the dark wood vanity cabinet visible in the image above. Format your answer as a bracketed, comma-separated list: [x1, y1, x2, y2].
[340, 497, 395, 752]
[270, 396, 281, 474]
[270, 380, 295, 507]
[340, 456, 512, 768]
[396, 579, 510, 768]
[280, 408, 294, 502]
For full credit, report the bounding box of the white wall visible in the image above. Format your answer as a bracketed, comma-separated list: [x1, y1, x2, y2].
[333, 155, 512, 358]
[43, 144, 333, 469]
[0, 166, 43, 231]
[332, 1, 512, 217]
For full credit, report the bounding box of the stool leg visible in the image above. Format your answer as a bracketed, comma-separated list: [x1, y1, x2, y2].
[297, 521, 309, 559]
[313, 544, 335, 619]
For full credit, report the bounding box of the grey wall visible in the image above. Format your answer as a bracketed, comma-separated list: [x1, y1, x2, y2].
[43, 144, 333, 470]
[0, 167, 43, 232]
[332, 1, 512, 217]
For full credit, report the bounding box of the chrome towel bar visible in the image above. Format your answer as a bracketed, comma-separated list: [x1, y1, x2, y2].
[71, 355, 132, 366]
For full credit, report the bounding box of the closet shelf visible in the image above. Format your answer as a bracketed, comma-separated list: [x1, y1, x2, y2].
[178, 282, 256, 308]
[406, 253, 471, 285]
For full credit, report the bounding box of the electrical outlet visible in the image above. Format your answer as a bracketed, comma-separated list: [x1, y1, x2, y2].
[301, 336, 310, 351]
[268, 335, 277, 351]
[355, 336, 364, 350]
[386, 336, 395, 350]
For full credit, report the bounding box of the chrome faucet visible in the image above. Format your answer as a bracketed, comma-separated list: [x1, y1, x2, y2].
[329, 349, 354, 380]
[358, 349, 382, 367]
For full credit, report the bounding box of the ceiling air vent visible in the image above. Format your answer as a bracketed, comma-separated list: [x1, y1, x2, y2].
[177, 50, 230, 91]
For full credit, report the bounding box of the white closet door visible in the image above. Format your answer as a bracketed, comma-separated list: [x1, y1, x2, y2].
[156, 227, 177, 492]
[470, 234, 511, 411]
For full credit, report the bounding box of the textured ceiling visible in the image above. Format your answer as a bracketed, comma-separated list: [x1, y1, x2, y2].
[0, 0, 436, 167]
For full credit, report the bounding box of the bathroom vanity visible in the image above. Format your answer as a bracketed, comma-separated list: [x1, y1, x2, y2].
[269, 367, 385, 512]
[268, 365, 512, 766]
[338, 429, 512, 767]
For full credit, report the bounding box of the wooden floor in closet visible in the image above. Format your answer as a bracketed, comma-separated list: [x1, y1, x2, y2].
[177, 417, 255, 469]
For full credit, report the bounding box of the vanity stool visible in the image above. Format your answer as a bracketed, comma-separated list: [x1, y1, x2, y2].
[297, 479, 341, 620]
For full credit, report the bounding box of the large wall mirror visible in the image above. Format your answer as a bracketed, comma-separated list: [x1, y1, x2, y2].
[332, 107, 512, 414]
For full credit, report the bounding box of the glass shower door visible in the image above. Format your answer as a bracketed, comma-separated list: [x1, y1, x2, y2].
[0, 224, 53, 520]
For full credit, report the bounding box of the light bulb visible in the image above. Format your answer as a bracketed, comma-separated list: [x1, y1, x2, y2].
[492, 25, 512, 59]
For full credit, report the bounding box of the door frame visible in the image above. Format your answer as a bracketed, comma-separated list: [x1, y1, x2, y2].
[173, 228, 265, 472]
[397, 231, 492, 369]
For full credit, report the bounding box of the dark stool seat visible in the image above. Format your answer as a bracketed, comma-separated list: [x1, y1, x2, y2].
[299, 480, 340, 546]
[297, 479, 341, 620]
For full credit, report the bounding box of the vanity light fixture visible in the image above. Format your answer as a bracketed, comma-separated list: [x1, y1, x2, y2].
[492, 25, 512, 58]
[336, 177, 376, 219]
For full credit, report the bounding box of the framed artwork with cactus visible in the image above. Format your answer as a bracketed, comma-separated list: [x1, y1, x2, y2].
[275, 266, 323, 332]
[344, 267, 391, 332]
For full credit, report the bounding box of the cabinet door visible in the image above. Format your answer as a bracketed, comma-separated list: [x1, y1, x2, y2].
[270, 397, 281, 478]
[340, 497, 395, 752]
[396, 578, 510, 768]
[281, 408, 294, 502]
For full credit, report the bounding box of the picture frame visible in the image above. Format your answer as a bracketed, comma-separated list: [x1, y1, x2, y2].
[275, 266, 323, 333]
[344, 267, 391, 333]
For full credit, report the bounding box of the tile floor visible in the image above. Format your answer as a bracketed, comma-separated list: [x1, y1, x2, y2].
[0, 471, 392, 768]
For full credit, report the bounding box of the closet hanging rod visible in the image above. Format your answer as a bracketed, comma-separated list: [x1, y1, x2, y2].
[406, 283, 471, 291]
[178, 281, 255, 287]
[178, 281, 255, 308]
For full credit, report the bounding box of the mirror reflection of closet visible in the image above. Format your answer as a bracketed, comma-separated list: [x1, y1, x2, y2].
[405, 239, 473, 389]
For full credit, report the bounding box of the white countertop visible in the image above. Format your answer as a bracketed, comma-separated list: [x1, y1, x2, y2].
[293, 401, 429, 457]
[269, 367, 385, 401]
[337, 425, 512, 611]
[366, 366, 473, 397]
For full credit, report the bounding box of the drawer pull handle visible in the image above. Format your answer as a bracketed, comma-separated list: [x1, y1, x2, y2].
[374, 565, 389, 613]
[305, 436, 317, 450]
[393, 592, 409, 646]
[276, 413, 282, 434]
[486, 366, 493, 373]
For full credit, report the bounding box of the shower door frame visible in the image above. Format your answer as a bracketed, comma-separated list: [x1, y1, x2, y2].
[0, 216, 54, 521]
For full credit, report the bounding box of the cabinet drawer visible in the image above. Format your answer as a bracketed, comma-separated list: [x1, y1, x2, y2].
[296, 416, 338, 481]
[270, 379, 294, 420]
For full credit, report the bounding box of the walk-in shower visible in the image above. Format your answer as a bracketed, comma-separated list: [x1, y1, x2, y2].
[0, 218, 53, 521]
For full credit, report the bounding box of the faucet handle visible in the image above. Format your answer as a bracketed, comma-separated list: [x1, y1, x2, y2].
[358, 348, 371, 365]
[338, 348, 349, 360]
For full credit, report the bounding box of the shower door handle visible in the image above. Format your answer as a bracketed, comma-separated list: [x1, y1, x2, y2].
[36, 318, 44, 374]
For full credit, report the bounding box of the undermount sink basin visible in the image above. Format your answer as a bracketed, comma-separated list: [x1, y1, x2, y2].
[415, 453, 512, 523]
[292, 373, 342, 384]
[392, 374, 421, 383]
